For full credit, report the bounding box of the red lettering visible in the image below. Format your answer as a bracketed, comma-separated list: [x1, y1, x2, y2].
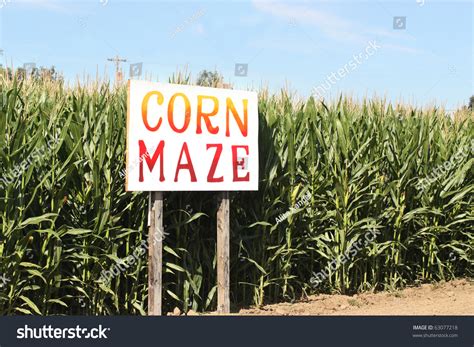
[168, 93, 191, 133]
[206, 144, 223, 182]
[226, 98, 248, 137]
[197, 95, 219, 134]
[139, 140, 165, 182]
[174, 142, 197, 182]
[232, 145, 249, 182]
[141, 91, 164, 132]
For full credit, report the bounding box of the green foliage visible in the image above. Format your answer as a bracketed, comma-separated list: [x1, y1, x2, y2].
[0, 66, 63, 82]
[0, 77, 472, 315]
[195, 70, 224, 87]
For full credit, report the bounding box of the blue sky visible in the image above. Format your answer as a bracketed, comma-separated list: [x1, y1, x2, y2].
[0, 0, 472, 109]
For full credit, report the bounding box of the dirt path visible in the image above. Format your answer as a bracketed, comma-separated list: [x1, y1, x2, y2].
[238, 279, 473, 315]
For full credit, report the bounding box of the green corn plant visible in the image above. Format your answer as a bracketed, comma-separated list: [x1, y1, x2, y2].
[0, 71, 472, 315]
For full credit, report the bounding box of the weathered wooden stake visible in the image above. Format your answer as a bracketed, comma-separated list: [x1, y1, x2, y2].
[217, 191, 230, 314]
[148, 191, 163, 315]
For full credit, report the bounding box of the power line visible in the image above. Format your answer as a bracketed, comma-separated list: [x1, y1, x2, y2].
[107, 55, 127, 83]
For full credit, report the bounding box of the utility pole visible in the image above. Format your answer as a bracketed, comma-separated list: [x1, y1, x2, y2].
[107, 55, 127, 83]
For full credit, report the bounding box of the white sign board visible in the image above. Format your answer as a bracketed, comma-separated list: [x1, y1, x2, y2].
[126, 80, 259, 191]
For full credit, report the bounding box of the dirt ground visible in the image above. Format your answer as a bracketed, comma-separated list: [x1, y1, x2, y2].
[237, 279, 473, 316]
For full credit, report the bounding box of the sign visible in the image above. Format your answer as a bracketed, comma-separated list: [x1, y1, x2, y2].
[126, 80, 259, 191]
[130, 63, 143, 78]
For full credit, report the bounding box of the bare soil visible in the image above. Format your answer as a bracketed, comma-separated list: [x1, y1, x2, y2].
[237, 279, 473, 316]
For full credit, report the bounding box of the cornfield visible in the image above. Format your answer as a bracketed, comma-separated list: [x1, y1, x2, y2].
[0, 74, 473, 315]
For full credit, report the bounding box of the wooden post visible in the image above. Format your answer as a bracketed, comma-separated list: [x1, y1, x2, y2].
[148, 191, 163, 315]
[217, 191, 230, 313]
